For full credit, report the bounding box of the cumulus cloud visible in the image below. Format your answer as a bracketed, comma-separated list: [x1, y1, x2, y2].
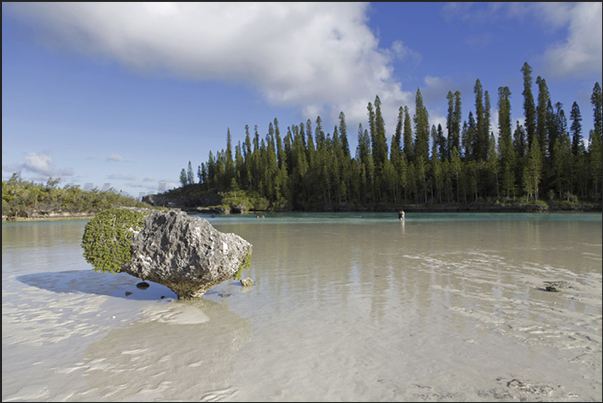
[442, 2, 602, 79]
[2, 152, 74, 180]
[537, 2, 602, 78]
[6, 2, 414, 132]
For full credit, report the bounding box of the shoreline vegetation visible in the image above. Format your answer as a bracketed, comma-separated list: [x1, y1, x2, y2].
[2, 172, 156, 222]
[3, 171, 599, 223]
[145, 187, 601, 215]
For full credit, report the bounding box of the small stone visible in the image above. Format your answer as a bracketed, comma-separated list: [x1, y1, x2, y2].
[136, 281, 150, 290]
[160, 296, 165, 299]
[169, 299, 175, 302]
[125, 291, 133, 297]
[545, 286, 560, 292]
[240, 277, 254, 287]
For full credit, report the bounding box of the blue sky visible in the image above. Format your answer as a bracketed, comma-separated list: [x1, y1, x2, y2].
[3, 2, 602, 199]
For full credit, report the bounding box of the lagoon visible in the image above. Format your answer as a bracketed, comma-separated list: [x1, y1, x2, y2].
[2, 213, 602, 401]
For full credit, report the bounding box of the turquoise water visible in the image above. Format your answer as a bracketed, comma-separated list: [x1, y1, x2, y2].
[201, 211, 602, 223]
[2, 213, 602, 401]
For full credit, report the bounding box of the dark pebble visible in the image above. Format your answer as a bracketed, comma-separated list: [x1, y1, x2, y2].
[125, 291, 133, 297]
[136, 281, 150, 290]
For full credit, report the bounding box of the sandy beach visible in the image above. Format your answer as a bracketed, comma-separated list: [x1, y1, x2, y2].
[2, 213, 602, 401]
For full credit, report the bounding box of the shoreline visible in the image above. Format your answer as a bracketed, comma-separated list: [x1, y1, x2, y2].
[3, 203, 600, 222]
[184, 203, 602, 215]
[2, 213, 96, 223]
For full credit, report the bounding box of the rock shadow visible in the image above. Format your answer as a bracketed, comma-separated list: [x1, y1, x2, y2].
[16, 269, 177, 301]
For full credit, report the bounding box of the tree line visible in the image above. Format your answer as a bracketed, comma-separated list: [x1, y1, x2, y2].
[2, 172, 151, 219]
[179, 63, 602, 211]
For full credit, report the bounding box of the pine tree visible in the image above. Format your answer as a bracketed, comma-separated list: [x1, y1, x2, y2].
[356, 124, 374, 204]
[498, 87, 515, 199]
[391, 107, 403, 169]
[373, 95, 388, 169]
[187, 161, 194, 185]
[446, 90, 454, 160]
[402, 106, 414, 162]
[474, 79, 488, 161]
[553, 126, 571, 198]
[588, 131, 602, 200]
[179, 168, 187, 188]
[431, 133, 443, 202]
[523, 136, 543, 201]
[462, 114, 476, 160]
[592, 82, 602, 140]
[512, 122, 527, 198]
[536, 76, 551, 158]
[451, 146, 462, 203]
[201, 163, 209, 190]
[452, 91, 462, 158]
[487, 133, 499, 198]
[437, 124, 447, 161]
[414, 88, 430, 164]
[339, 111, 350, 158]
[521, 62, 537, 148]
[589, 82, 603, 199]
[570, 102, 583, 155]
[274, 118, 285, 169]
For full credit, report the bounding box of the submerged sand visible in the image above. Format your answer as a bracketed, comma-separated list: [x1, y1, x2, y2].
[2, 214, 602, 401]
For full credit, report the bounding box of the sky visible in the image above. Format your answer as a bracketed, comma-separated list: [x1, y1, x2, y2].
[2, 2, 602, 199]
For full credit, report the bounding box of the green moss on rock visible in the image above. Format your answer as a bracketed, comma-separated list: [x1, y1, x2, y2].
[81, 208, 148, 273]
[232, 249, 252, 280]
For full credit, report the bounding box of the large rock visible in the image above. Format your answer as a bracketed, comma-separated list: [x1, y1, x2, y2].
[122, 210, 252, 299]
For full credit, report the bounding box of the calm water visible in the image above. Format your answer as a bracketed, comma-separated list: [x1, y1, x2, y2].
[2, 213, 602, 401]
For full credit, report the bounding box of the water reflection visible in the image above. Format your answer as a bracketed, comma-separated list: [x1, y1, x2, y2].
[3, 215, 602, 401]
[217, 217, 602, 342]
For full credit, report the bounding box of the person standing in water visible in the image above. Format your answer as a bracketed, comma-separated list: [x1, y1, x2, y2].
[398, 210, 405, 220]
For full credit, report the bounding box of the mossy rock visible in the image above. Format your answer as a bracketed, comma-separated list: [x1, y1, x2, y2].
[232, 249, 252, 281]
[81, 208, 149, 274]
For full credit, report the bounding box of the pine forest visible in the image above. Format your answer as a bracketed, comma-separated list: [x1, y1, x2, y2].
[177, 63, 602, 211]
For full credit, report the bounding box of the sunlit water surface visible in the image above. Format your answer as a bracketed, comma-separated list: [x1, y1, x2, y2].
[2, 213, 602, 401]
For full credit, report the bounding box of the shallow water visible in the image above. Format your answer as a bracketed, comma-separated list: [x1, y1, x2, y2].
[2, 213, 602, 401]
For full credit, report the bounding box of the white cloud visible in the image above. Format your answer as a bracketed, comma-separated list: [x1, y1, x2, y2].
[6, 3, 414, 133]
[441, 2, 602, 79]
[24, 152, 74, 178]
[23, 152, 53, 175]
[2, 152, 74, 180]
[537, 2, 602, 78]
[106, 153, 133, 162]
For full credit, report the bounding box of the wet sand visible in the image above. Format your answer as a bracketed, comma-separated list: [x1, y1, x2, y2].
[2, 214, 602, 401]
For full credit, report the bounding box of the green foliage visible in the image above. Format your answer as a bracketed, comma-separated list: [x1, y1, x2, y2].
[173, 68, 601, 211]
[232, 249, 252, 280]
[2, 172, 153, 219]
[81, 208, 148, 274]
